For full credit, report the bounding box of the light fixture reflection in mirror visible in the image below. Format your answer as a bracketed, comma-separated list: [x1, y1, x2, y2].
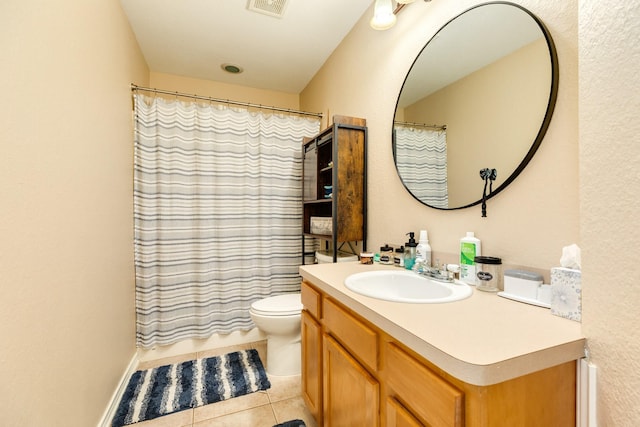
[392, 2, 558, 210]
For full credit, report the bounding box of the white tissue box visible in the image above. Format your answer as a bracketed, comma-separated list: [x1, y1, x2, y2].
[550, 267, 582, 322]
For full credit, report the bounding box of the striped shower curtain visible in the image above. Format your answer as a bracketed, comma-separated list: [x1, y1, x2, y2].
[394, 126, 448, 208]
[133, 94, 320, 348]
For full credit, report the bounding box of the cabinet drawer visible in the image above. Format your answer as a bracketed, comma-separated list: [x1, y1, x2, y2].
[385, 342, 464, 427]
[301, 281, 321, 319]
[323, 297, 377, 371]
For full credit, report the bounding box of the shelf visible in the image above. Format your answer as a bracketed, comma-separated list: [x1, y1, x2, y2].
[304, 233, 332, 239]
[301, 115, 367, 264]
[304, 199, 332, 205]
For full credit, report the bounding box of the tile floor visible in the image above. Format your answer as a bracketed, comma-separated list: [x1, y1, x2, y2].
[124, 341, 317, 427]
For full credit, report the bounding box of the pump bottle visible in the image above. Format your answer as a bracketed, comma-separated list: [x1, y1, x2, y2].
[404, 232, 417, 270]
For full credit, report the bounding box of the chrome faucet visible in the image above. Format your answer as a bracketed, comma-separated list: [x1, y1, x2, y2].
[412, 259, 456, 283]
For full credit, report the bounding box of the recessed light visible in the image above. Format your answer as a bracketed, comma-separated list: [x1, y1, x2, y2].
[221, 63, 243, 74]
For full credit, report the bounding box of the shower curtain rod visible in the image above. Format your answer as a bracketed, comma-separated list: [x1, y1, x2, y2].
[131, 84, 323, 118]
[394, 120, 447, 131]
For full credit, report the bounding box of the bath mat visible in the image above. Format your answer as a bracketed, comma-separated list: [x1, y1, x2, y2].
[274, 420, 306, 427]
[112, 349, 270, 427]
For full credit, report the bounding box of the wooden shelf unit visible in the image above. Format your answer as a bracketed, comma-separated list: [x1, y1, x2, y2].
[302, 115, 367, 263]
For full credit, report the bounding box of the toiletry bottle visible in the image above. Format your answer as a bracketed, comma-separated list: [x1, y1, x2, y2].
[416, 230, 432, 267]
[460, 232, 481, 284]
[404, 232, 417, 270]
[394, 246, 405, 267]
[380, 244, 394, 265]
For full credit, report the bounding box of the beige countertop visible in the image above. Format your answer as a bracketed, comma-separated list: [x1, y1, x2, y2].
[299, 262, 586, 386]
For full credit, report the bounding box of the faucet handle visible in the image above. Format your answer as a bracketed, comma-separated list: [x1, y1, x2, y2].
[447, 264, 461, 280]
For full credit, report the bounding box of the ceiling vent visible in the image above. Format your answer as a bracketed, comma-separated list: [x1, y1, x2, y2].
[247, 0, 288, 18]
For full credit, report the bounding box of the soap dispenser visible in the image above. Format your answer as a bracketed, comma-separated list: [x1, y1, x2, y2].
[404, 232, 417, 270]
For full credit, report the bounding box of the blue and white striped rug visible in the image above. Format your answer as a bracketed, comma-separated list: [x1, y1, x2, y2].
[112, 349, 270, 427]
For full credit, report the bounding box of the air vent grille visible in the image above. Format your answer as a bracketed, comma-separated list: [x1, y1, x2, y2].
[247, 0, 288, 18]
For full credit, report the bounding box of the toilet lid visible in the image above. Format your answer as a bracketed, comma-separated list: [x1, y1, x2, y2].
[251, 293, 302, 316]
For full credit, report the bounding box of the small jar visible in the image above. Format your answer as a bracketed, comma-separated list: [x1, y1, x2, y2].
[394, 246, 405, 267]
[359, 252, 374, 265]
[474, 256, 503, 292]
[379, 244, 394, 265]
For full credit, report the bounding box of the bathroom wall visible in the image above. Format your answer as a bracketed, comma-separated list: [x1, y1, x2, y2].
[0, 1, 148, 426]
[149, 72, 301, 109]
[301, 0, 640, 423]
[579, 2, 640, 425]
[301, 0, 579, 273]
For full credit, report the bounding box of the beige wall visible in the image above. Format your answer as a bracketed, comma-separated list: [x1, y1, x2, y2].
[149, 72, 301, 110]
[301, 0, 579, 274]
[579, 2, 640, 425]
[403, 39, 550, 207]
[1, 1, 148, 426]
[302, 0, 640, 423]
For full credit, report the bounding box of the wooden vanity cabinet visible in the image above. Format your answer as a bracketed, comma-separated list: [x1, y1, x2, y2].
[324, 334, 379, 427]
[386, 397, 423, 427]
[300, 280, 576, 427]
[301, 282, 323, 424]
[384, 342, 464, 427]
[301, 310, 322, 423]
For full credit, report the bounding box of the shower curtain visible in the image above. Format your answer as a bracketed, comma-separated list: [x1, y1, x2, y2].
[394, 126, 448, 208]
[133, 94, 320, 348]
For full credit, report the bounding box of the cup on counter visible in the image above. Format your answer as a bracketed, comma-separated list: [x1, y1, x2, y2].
[474, 256, 503, 292]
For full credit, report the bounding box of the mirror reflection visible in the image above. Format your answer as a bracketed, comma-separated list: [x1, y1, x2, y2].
[393, 2, 558, 209]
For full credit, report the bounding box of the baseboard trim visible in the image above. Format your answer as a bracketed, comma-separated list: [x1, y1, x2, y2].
[136, 328, 265, 362]
[97, 352, 138, 427]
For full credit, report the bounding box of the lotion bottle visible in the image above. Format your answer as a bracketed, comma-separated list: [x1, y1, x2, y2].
[460, 232, 482, 284]
[416, 230, 432, 267]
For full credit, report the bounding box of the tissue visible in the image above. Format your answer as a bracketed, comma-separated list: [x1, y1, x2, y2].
[551, 244, 582, 322]
[559, 243, 581, 270]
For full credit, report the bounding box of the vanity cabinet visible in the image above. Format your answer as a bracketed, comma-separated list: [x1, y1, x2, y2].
[300, 280, 577, 427]
[301, 311, 322, 422]
[301, 115, 367, 263]
[301, 282, 323, 423]
[323, 334, 379, 427]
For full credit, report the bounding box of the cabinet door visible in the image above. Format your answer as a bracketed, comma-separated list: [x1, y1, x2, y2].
[301, 310, 323, 425]
[386, 397, 424, 427]
[323, 334, 379, 427]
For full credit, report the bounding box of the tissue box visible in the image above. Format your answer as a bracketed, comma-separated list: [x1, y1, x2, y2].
[310, 216, 332, 235]
[550, 267, 582, 322]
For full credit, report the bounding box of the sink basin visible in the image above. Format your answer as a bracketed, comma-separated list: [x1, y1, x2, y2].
[344, 270, 472, 303]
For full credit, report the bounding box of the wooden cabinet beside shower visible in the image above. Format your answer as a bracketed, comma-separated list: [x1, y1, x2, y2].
[301, 115, 367, 263]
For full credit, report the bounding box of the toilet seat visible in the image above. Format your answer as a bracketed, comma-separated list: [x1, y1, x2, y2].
[250, 293, 302, 317]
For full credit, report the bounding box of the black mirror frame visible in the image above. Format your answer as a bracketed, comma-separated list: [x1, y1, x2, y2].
[392, 1, 559, 210]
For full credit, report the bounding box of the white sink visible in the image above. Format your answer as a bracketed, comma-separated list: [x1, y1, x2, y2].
[344, 270, 472, 303]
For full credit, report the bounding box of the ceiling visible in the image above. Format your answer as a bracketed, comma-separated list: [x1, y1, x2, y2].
[120, 0, 374, 94]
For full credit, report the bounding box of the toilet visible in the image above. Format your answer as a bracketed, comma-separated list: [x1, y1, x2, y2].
[250, 293, 303, 376]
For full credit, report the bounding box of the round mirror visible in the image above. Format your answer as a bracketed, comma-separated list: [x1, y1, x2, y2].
[393, 2, 558, 210]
